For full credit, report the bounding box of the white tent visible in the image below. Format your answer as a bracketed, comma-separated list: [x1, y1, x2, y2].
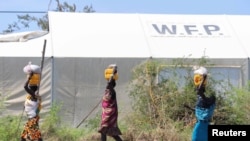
[1, 11, 250, 127]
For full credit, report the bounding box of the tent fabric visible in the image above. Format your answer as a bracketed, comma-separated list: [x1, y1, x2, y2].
[0, 31, 48, 42]
[0, 57, 52, 122]
[1, 12, 250, 127]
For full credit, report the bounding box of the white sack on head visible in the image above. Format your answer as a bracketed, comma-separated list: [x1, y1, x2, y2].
[23, 62, 41, 74]
[108, 64, 117, 68]
[193, 66, 208, 75]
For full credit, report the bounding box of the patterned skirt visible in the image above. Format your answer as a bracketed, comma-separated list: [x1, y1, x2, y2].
[21, 116, 42, 140]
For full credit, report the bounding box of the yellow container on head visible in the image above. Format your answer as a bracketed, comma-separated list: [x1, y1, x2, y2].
[193, 74, 207, 87]
[193, 66, 208, 87]
[27, 73, 41, 86]
[104, 68, 118, 81]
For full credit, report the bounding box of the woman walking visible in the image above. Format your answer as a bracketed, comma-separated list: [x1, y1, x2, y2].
[98, 64, 122, 141]
[192, 66, 216, 141]
[20, 67, 43, 141]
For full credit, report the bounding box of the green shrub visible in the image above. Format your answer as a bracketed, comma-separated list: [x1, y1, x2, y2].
[126, 57, 250, 140]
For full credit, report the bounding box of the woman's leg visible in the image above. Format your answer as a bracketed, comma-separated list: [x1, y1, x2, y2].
[101, 133, 107, 141]
[112, 135, 122, 141]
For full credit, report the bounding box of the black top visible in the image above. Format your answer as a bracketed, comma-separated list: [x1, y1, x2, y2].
[196, 86, 215, 108]
[24, 79, 38, 101]
[106, 78, 116, 100]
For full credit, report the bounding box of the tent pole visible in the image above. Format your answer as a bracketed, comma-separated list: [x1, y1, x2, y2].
[76, 99, 102, 128]
[38, 39, 47, 93]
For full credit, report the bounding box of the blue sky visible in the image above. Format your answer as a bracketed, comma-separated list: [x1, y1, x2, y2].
[1, 0, 250, 33]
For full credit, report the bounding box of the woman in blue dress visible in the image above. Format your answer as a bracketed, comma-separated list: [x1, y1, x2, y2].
[192, 66, 216, 141]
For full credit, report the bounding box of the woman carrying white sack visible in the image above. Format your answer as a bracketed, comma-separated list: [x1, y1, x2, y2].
[20, 62, 43, 141]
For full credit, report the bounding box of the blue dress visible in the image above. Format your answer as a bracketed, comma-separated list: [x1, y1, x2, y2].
[192, 97, 215, 141]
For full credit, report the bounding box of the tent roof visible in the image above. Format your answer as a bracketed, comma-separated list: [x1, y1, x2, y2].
[48, 12, 250, 58]
[0, 31, 52, 57]
[48, 12, 151, 58]
[1, 12, 250, 58]
[0, 31, 48, 42]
